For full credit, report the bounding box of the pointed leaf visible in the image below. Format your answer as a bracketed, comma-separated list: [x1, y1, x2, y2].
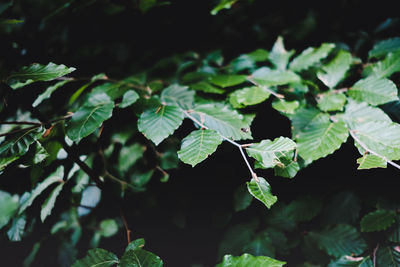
[215, 253, 286, 267]
[160, 84, 195, 109]
[67, 93, 114, 142]
[99, 219, 118, 237]
[247, 177, 277, 209]
[120, 90, 139, 108]
[209, 74, 247, 88]
[229, 86, 271, 108]
[40, 183, 64, 222]
[251, 68, 300, 86]
[269, 36, 295, 70]
[32, 80, 71, 107]
[72, 248, 119, 267]
[178, 129, 222, 167]
[125, 239, 146, 252]
[0, 190, 19, 230]
[0, 127, 44, 158]
[361, 209, 396, 232]
[369, 37, 400, 58]
[363, 51, 400, 78]
[289, 43, 335, 72]
[138, 105, 184, 145]
[357, 154, 387, 169]
[348, 77, 399, 106]
[119, 248, 163, 267]
[317, 91, 347, 112]
[317, 50, 353, 88]
[190, 81, 225, 94]
[272, 99, 300, 114]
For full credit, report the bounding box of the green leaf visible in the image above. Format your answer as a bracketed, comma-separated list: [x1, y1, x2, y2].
[363, 51, 400, 78]
[0, 190, 19, 230]
[243, 232, 275, 257]
[0, 127, 44, 159]
[210, 0, 238, 15]
[310, 224, 367, 258]
[251, 68, 300, 86]
[192, 103, 252, 140]
[138, 105, 184, 145]
[19, 166, 64, 214]
[92, 82, 130, 100]
[360, 209, 396, 232]
[160, 84, 195, 109]
[72, 248, 119, 267]
[233, 185, 253, 212]
[247, 177, 277, 209]
[272, 99, 300, 114]
[120, 90, 139, 108]
[7, 215, 26, 241]
[99, 219, 118, 237]
[119, 143, 145, 173]
[32, 80, 71, 107]
[190, 81, 225, 94]
[246, 137, 296, 169]
[119, 248, 163, 267]
[218, 222, 258, 258]
[229, 86, 271, 108]
[273, 155, 300, 178]
[209, 74, 247, 88]
[376, 246, 400, 267]
[215, 253, 286, 267]
[348, 77, 399, 106]
[269, 36, 295, 70]
[178, 129, 222, 167]
[66, 93, 114, 143]
[317, 91, 347, 112]
[369, 37, 400, 58]
[317, 50, 353, 88]
[40, 183, 64, 222]
[7, 62, 76, 89]
[322, 191, 360, 225]
[229, 49, 269, 73]
[356, 154, 387, 169]
[296, 118, 349, 162]
[289, 43, 335, 72]
[285, 196, 322, 222]
[125, 239, 145, 252]
[291, 108, 323, 136]
[328, 256, 373, 267]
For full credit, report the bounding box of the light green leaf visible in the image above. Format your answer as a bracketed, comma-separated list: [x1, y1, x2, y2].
[296, 118, 349, 162]
[19, 166, 64, 214]
[32, 80, 70, 107]
[119, 248, 163, 267]
[210, 0, 239, 15]
[120, 90, 139, 108]
[99, 219, 118, 237]
[69, 73, 107, 104]
[190, 82, 225, 94]
[72, 248, 119, 267]
[369, 37, 400, 58]
[291, 108, 323, 136]
[215, 253, 286, 267]
[7, 215, 26, 241]
[360, 209, 396, 232]
[356, 154, 387, 169]
[92, 82, 129, 100]
[272, 99, 300, 114]
[289, 43, 335, 72]
[67, 93, 114, 143]
[233, 185, 253, 212]
[317, 50, 353, 88]
[40, 183, 64, 222]
[246, 137, 296, 169]
[348, 77, 399, 106]
[251, 68, 300, 86]
[209, 74, 247, 88]
[269, 36, 295, 70]
[317, 91, 347, 112]
[363, 51, 400, 78]
[178, 129, 222, 167]
[8, 63, 75, 89]
[247, 177, 277, 209]
[328, 256, 373, 267]
[0, 190, 19, 230]
[310, 224, 367, 258]
[229, 86, 271, 108]
[192, 103, 252, 140]
[119, 143, 145, 173]
[160, 84, 195, 109]
[138, 105, 184, 145]
[273, 155, 300, 178]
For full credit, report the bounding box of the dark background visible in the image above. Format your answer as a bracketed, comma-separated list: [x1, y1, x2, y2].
[1, 0, 400, 266]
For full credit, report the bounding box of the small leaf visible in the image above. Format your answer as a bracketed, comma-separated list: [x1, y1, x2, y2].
[7, 215, 26, 242]
[210, 0, 239, 15]
[40, 183, 64, 222]
[138, 105, 184, 145]
[190, 82, 225, 94]
[356, 154, 387, 169]
[269, 36, 295, 70]
[120, 90, 139, 108]
[317, 50, 353, 88]
[289, 43, 335, 72]
[272, 99, 300, 114]
[363, 51, 400, 78]
[99, 219, 118, 237]
[361, 209, 396, 232]
[119, 143, 145, 173]
[160, 84, 195, 109]
[369, 37, 400, 58]
[247, 177, 278, 209]
[32, 80, 70, 107]
[215, 253, 286, 267]
[348, 77, 399, 106]
[125, 239, 145, 252]
[209, 74, 247, 88]
[273, 155, 300, 178]
[178, 129, 222, 167]
[0, 190, 19, 230]
[251, 68, 300, 86]
[317, 91, 347, 112]
[229, 86, 271, 108]
[72, 248, 119, 267]
[119, 248, 163, 267]
[7, 62, 76, 89]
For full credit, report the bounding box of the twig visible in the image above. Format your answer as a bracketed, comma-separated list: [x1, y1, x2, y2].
[183, 110, 258, 180]
[120, 208, 131, 244]
[0, 121, 41, 126]
[350, 130, 400, 170]
[247, 76, 285, 99]
[373, 243, 379, 267]
[103, 171, 128, 187]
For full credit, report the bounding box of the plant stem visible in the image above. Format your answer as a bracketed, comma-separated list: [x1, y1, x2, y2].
[120, 208, 131, 244]
[0, 121, 41, 126]
[246, 76, 285, 99]
[350, 130, 400, 170]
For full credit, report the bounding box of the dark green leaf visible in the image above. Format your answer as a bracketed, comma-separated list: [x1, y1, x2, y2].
[360, 209, 396, 232]
[328, 256, 373, 267]
[0, 190, 19, 230]
[32, 80, 70, 107]
[119, 248, 163, 267]
[72, 248, 119, 267]
[233, 185, 253, 212]
[215, 253, 286, 267]
[376, 246, 400, 267]
[369, 37, 400, 58]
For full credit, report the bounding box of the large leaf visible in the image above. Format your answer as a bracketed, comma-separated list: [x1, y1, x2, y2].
[328, 256, 373, 267]
[138, 105, 184, 145]
[215, 253, 286, 267]
[310, 224, 367, 258]
[72, 248, 119, 267]
[190, 81, 225, 94]
[178, 129, 222, 167]
[289, 43, 335, 72]
[67, 93, 114, 143]
[229, 86, 271, 108]
[376, 246, 400, 267]
[296, 117, 349, 162]
[209, 74, 247, 88]
[317, 91, 347, 112]
[192, 103, 252, 140]
[360, 209, 396, 232]
[7, 62, 76, 89]
[0, 190, 19, 230]
[247, 177, 277, 209]
[369, 37, 400, 58]
[285, 196, 323, 223]
[40, 183, 64, 222]
[322, 191, 360, 225]
[363, 51, 400, 78]
[291, 108, 323, 136]
[348, 77, 399, 106]
[356, 154, 387, 169]
[246, 137, 296, 169]
[251, 68, 300, 86]
[160, 84, 195, 109]
[317, 50, 353, 88]
[269, 36, 295, 70]
[32, 80, 71, 107]
[243, 232, 275, 257]
[0, 127, 44, 158]
[119, 248, 163, 267]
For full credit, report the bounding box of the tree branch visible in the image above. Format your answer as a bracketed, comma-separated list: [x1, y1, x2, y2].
[246, 76, 285, 99]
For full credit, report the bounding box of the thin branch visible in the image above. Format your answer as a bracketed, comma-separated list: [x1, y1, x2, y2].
[120, 208, 131, 244]
[103, 171, 128, 187]
[0, 121, 41, 126]
[350, 130, 400, 170]
[247, 76, 285, 99]
[183, 110, 258, 180]
[373, 243, 379, 267]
